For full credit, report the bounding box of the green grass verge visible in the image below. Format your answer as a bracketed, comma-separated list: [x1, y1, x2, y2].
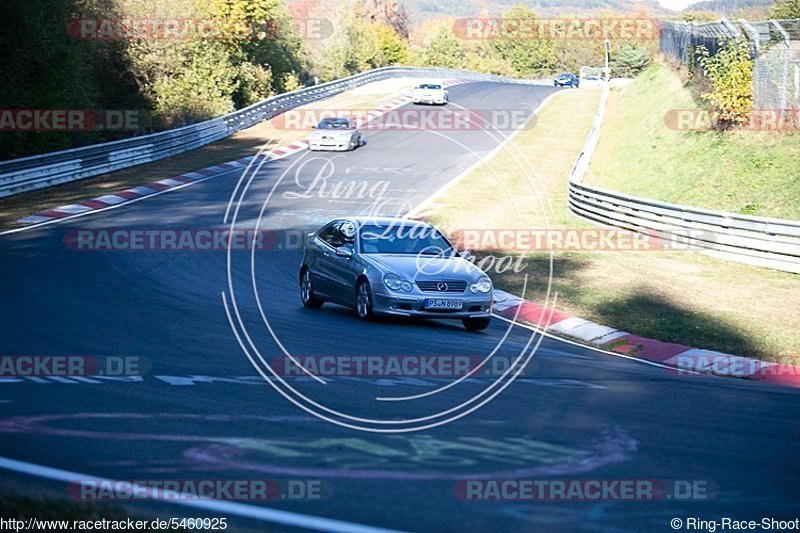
[417, 85, 800, 363]
[586, 63, 800, 220]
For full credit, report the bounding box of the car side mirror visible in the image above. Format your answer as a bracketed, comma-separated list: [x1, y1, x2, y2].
[335, 247, 353, 259]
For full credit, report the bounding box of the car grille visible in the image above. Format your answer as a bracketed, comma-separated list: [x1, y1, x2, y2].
[416, 280, 467, 293]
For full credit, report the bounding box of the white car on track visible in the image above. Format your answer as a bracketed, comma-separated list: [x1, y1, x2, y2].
[412, 83, 449, 105]
[308, 117, 362, 151]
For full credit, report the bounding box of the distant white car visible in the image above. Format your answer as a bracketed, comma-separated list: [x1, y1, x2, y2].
[308, 117, 361, 151]
[412, 83, 449, 105]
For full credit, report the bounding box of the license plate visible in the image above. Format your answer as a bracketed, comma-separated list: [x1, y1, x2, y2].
[424, 299, 463, 310]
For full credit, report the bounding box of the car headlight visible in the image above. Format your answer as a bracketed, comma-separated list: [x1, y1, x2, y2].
[384, 273, 413, 292]
[469, 276, 492, 293]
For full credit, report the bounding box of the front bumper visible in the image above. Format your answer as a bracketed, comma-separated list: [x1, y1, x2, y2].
[308, 138, 352, 151]
[413, 97, 446, 104]
[372, 289, 493, 319]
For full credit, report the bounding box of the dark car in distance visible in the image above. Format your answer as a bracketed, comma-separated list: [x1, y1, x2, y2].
[554, 73, 580, 88]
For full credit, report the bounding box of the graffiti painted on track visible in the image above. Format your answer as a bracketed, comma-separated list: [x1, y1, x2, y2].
[0, 413, 634, 480]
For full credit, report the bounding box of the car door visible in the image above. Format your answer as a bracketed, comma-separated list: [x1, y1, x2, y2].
[310, 222, 340, 298]
[318, 221, 359, 305]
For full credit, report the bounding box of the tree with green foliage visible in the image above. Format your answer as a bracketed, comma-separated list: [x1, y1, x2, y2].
[677, 10, 720, 22]
[313, 4, 356, 81]
[464, 41, 518, 77]
[0, 0, 149, 159]
[610, 43, 651, 78]
[123, 0, 309, 126]
[768, 0, 800, 18]
[313, 3, 405, 80]
[419, 23, 464, 68]
[489, 5, 557, 77]
[345, 3, 383, 72]
[203, 0, 308, 93]
[145, 42, 239, 126]
[696, 39, 753, 126]
[375, 24, 409, 65]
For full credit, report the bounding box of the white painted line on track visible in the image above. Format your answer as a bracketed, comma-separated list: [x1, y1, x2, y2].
[0, 167, 244, 237]
[0, 456, 406, 533]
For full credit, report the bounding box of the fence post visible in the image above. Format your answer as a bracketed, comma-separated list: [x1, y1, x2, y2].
[770, 20, 791, 118]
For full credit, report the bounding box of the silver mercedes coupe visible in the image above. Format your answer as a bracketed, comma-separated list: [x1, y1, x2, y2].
[307, 117, 362, 151]
[298, 217, 493, 331]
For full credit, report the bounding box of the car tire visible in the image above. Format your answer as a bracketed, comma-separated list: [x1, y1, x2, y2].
[356, 279, 375, 321]
[462, 317, 491, 331]
[300, 269, 323, 309]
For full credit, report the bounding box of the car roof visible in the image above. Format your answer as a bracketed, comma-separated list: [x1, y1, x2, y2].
[335, 216, 432, 228]
[318, 117, 352, 123]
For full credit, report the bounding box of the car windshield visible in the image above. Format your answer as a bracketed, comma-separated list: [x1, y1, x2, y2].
[359, 224, 453, 255]
[417, 84, 442, 90]
[317, 118, 352, 130]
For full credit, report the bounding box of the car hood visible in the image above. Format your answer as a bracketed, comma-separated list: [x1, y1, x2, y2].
[362, 253, 485, 280]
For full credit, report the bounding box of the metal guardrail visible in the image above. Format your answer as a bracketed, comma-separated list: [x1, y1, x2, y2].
[0, 66, 547, 198]
[568, 85, 800, 274]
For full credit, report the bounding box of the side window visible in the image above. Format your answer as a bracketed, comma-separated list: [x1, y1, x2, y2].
[317, 223, 339, 247]
[338, 222, 356, 250]
[329, 221, 355, 249]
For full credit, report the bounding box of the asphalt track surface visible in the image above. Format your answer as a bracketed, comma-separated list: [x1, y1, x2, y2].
[1, 82, 799, 532]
